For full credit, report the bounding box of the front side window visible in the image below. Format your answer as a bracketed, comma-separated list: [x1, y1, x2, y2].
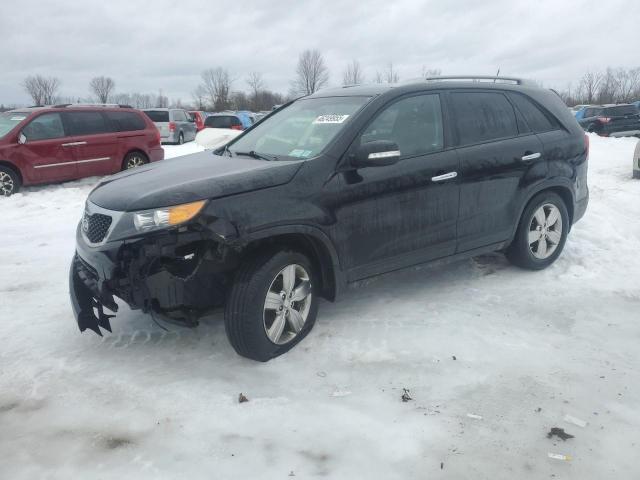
[229, 96, 371, 159]
[22, 112, 65, 141]
[360, 94, 443, 157]
[451, 92, 518, 146]
[0, 112, 30, 139]
[66, 111, 109, 136]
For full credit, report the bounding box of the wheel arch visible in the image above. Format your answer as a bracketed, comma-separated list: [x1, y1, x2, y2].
[121, 149, 149, 169]
[0, 160, 23, 183]
[241, 226, 345, 302]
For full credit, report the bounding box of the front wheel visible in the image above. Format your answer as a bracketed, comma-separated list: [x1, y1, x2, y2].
[0, 166, 20, 196]
[122, 151, 148, 170]
[225, 250, 318, 361]
[507, 192, 569, 270]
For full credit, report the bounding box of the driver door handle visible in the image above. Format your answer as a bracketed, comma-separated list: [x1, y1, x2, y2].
[521, 152, 541, 161]
[431, 171, 458, 182]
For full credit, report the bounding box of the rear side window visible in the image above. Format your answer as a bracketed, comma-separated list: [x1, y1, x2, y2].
[23, 113, 65, 141]
[144, 110, 170, 122]
[205, 116, 234, 128]
[105, 111, 146, 131]
[450, 92, 518, 146]
[509, 93, 557, 133]
[172, 110, 187, 122]
[360, 93, 443, 156]
[584, 108, 602, 118]
[65, 112, 109, 135]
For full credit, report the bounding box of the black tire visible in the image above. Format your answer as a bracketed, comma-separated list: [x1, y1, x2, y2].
[225, 250, 319, 362]
[178, 133, 184, 145]
[121, 151, 149, 171]
[506, 192, 569, 270]
[0, 166, 20, 196]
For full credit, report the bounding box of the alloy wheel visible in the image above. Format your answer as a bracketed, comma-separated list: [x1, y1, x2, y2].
[528, 203, 563, 259]
[126, 155, 146, 169]
[0, 171, 14, 196]
[263, 264, 312, 345]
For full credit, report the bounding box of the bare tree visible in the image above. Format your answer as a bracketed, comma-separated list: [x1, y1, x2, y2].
[191, 85, 207, 110]
[22, 75, 60, 105]
[201, 68, 233, 110]
[614, 67, 640, 103]
[421, 66, 442, 78]
[292, 49, 329, 95]
[382, 62, 400, 83]
[89, 76, 115, 103]
[373, 71, 384, 84]
[596, 68, 619, 104]
[342, 59, 364, 85]
[578, 70, 603, 104]
[246, 72, 265, 110]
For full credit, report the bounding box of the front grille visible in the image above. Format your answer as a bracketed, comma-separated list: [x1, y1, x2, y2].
[83, 212, 112, 243]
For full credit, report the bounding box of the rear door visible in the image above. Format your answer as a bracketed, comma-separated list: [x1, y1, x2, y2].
[450, 90, 545, 252]
[20, 112, 77, 181]
[63, 111, 119, 177]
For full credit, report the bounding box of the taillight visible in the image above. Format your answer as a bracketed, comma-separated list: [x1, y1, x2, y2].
[231, 125, 243, 131]
[169, 121, 176, 131]
[155, 127, 161, 144]
[584, 134, 589, 158]
[597, 116, 611, 123]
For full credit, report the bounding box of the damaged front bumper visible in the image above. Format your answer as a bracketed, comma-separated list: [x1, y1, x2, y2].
[69, 222, 239, 335]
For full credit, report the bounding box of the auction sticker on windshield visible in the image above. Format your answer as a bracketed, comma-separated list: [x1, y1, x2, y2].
[313, 114, 349, 124]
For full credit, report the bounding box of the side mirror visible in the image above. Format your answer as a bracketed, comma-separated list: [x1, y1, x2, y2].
[18, 132, 27, 145]
[352, 140, 401, 168]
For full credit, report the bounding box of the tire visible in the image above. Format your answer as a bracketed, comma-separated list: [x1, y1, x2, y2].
[506, 192, 569, 270]
[225, 250, 319, 362]
[0, 166, 20, 196]
[178, 133, 184, 145]
[122, 151, 149, 171]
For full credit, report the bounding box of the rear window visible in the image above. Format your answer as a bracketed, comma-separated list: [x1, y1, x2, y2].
[509, 93, 557, 133]
[144, 110, 170, 122]
[604, 105, 638, 116]
[450, 92, 518, 146]
[0, 112, 29, 138]
[105, 111, 146, 131]
[205, 116, 238, 128]
[65, 111, 109, 136]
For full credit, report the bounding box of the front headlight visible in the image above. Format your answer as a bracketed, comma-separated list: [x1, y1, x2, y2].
[133, 200, 207, 232]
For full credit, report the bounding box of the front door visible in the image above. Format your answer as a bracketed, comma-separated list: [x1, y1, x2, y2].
[332, 92, 460, 281]
[20, 112, 77, 182]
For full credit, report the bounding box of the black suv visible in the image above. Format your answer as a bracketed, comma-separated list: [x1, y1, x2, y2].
[578, 104, 640, 137]
[70, 76, 589, 361]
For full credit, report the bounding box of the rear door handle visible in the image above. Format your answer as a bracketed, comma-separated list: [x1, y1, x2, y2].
[61, 141, 87, 147]
[431, 171, 458, 182]
[521, 152, 541, 161]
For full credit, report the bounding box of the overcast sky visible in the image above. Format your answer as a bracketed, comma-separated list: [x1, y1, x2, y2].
[1, 0, 639, 105]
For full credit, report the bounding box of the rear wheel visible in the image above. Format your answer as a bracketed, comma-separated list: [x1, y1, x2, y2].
[0, 166, 20, 196]
[122, 152, 148, 170]
[507, 192, 569, 270]
[225, 250, 318, 362]
[178, 133, 184, 145]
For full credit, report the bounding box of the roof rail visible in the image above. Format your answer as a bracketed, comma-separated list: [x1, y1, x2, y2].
[424, 75, 533, 86]
[55, 103, 134, 108]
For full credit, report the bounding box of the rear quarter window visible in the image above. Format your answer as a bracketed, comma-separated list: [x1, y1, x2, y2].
[450, 92, 518, 145]
[105, 111, 146, 132]
[508, 93, 558, 133]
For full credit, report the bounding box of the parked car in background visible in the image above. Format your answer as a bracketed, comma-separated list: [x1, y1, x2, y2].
[189, 111, 207, 132]
[573, 105, 590, 120]
[0, 105, 163, 196]
[70, 76, 588, 362]
[578, 104, 640, 137]
[143, 108, 197, 144]
[634, 140, 640, 179]
[204, 113, 246, 130]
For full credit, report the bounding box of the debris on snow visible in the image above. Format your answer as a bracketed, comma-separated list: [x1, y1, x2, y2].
[401, 388, 413, 402]
[316, 371, 327, 378]
[238, 393, 249, 403]
[330, 390, 352, 397]
[452, 355, 457, 360]
[440, 461, 444, 470]
[535, 407, 542, 413]
[547, 427, 574, 441]
[548, 452, 572, 462]
[564, 414, 587, 428]
[466, 413, 483, 420]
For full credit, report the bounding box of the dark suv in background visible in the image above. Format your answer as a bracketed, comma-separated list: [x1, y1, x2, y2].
[578, 104, 640, 137]
[70, 76, 589, 361]
[0, 105, 163, 196]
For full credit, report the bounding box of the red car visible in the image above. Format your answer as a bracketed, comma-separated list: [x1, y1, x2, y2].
[189, 111, 206, 131]
[0, 105, 164, 196]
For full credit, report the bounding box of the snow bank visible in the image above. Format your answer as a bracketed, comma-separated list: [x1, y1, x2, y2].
[1, 136, 639, 479]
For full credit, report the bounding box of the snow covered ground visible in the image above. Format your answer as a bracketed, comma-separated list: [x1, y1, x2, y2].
[1, 136, 639, 479]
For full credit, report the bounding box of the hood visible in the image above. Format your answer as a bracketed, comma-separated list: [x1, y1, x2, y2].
[89, 151, 303, 211]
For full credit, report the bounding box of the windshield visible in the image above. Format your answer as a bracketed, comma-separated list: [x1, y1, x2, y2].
[0, 112, 29, 138]
[144, 110, 169, 122]
[228, 96, 371, 159]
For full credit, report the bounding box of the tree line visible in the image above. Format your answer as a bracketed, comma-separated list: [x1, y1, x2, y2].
[557, 67, 640, 106]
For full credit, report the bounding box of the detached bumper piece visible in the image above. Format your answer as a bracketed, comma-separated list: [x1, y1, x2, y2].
[69, 255, 117, 336]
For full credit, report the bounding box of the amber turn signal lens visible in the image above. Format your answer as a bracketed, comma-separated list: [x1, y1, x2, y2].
[167, 200, 206, 225]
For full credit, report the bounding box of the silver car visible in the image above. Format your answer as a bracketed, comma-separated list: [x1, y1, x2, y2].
[143, 108, 197, 145]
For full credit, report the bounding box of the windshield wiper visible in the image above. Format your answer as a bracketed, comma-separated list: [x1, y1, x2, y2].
[233, 150, 278, 161]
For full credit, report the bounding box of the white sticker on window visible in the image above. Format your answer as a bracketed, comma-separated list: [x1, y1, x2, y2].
[10, 116, 26, 121]
[289, 149, 305, 157]
[313, 114, 349, 124]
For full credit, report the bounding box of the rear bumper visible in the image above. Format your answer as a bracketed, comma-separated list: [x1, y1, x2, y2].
[149, 147, 164, 162]
[574, 188, 589, 224]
